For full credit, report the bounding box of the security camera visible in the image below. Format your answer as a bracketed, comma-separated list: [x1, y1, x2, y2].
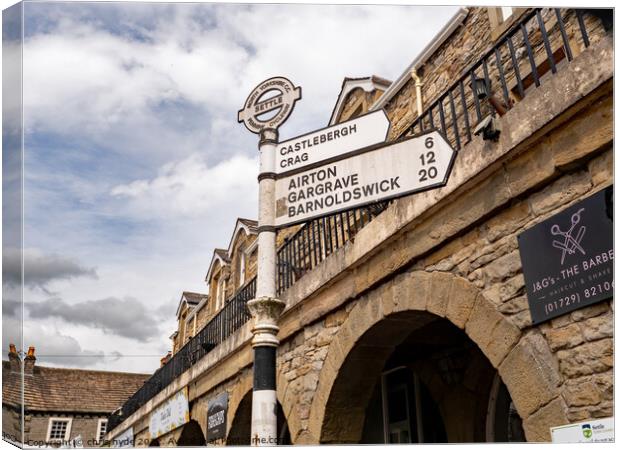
[473, 115, 501, 141]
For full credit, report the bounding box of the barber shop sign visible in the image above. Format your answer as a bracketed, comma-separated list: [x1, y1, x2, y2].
[518, 186, 613, 324]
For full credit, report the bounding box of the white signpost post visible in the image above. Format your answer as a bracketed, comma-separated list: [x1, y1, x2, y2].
[275, 110, 390, 174]
[274, 130, 456, 228]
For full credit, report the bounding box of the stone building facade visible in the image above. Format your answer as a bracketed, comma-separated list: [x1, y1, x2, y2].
[105, 6, 613, 445]
[2, 346, 149, 447]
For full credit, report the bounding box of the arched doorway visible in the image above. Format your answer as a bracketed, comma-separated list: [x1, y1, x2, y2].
[227, 391, 291, 445]
[320, 311, 525, 443]
[177, 420, 206, 446]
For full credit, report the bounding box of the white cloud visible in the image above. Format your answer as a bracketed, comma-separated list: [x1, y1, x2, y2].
[110, 152, 258, 219]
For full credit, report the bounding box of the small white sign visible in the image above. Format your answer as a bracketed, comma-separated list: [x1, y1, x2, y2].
[112, 427, 134, 448]
[149, 387, 190, 439]
[275, 110, 390, 174]
[274, 130, 455, 227]
[551, 417, 614, 443]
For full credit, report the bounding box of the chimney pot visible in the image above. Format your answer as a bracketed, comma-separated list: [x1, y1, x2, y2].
[24, 346, 36, 375]
[8, 343, 21, 373]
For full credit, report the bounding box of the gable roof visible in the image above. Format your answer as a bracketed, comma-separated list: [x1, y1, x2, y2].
[175, 291, 209, 318]
[328, 76, 392, 125]
[204, 218, 257, 283]
[2, 361, 150, 414]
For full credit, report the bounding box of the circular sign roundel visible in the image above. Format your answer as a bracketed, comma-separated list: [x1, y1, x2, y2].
[238, 77, 302, 134]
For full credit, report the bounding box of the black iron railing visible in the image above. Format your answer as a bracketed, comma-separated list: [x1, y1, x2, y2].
[108, 8, 608, 433]
[406, 8, 603, 148]
[276, 204, 388, 295]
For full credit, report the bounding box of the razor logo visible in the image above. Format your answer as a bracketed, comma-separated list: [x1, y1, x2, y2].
[551, 208, 586, 265]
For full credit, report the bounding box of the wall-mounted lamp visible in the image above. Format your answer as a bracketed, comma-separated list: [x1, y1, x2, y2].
[471, 76, 502, 141]
[471, 76, 490, 100]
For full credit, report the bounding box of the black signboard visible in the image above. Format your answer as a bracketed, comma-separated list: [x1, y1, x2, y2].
[518, 186, 613, 324]
[207, 392, 228, 442]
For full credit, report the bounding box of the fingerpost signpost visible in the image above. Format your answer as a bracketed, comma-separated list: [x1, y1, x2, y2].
[238, 76, 456, 446]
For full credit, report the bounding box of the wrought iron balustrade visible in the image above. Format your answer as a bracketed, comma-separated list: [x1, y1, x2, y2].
[406, 8, 605, 148]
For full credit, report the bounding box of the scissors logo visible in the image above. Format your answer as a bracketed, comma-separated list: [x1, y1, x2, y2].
[550, 208, 586, 265]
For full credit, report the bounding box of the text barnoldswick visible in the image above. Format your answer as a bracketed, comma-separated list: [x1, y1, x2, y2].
[286, 165, 400, 217]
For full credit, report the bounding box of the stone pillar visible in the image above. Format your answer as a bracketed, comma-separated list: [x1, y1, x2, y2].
[248, 128, 286, 446]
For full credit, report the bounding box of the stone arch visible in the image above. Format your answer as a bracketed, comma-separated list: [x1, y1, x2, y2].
[226, 370, 253, 439]
[303, 270, 563, 443]
[177, 420, 206, 446]
[226, 370, 292, 445]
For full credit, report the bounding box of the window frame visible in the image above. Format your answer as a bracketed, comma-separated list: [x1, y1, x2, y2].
[46, 417, 72, 442]
[96, 418, 108, 442]
[487, 7, 528, 41]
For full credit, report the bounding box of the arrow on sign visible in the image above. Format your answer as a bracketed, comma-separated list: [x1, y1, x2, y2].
[274, 130, 456, 228]
[275, 110, 390, 174]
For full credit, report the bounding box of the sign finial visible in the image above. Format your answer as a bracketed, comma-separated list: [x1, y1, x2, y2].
[238, 77, 301, 135]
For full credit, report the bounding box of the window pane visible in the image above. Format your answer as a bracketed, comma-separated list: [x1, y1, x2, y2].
[50, 420, 68, 439]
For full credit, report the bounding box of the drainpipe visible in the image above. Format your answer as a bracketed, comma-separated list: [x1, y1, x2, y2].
[410, 68, 424, 117]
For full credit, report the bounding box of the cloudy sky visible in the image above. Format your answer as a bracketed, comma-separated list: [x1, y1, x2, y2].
[2, 0, 459, 373]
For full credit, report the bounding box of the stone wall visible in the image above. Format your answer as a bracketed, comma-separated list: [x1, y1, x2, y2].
[1, 405, 22, 444]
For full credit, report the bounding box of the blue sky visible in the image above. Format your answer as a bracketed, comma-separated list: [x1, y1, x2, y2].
[3, 0, 460, 373]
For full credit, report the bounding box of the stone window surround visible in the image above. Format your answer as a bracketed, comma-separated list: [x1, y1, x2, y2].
[97, 418, 108, 441]
[46, 417, 72, 442]
[488, 7, 528, 41]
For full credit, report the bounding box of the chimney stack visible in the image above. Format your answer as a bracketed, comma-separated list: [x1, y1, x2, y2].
[24, 346, 36, 375]
[8, 343, 21, 373]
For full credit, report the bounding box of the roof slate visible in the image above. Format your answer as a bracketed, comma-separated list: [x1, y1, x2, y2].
[2, 361, 150, 414]
[182, 291, 208, 305]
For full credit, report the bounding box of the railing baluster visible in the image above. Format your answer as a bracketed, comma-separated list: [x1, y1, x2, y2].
[494, 46, 511, 107]
[458, 81, 472, 144]
[576, 9, 590, 48]
[555, 9, 573, 61]
[338, 212, 346, 247]
[521, 22, 540, 88]
[438, 98, 447, 137]
[447, 89, 461, 150]
[507, 36, 525, 98]
[536, 9, 557, 74]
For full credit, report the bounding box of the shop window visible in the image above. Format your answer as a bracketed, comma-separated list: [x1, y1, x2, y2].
[377, 367, 446, 444]
[47, 418, 72, 441]
[486, 374, 525, 442]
